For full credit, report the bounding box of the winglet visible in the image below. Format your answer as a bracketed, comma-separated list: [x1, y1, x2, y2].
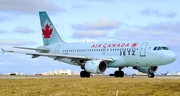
[1, 48, 5, 55]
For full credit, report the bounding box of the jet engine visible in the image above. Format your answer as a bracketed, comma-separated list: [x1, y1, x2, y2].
[84, 60, 107, 74]
[133, 66, 158, 73]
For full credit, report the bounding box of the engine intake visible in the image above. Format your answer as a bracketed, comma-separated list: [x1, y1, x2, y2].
[84, 60, 107, 74]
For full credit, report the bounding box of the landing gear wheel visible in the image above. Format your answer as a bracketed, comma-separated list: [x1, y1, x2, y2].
[80, 71, 90, 78]
[119, 71, 124, 77]
[148, 73, 155, 78]
[80, 71, 85, 78]
[114, 71, 119, 77]
[86, 71, 90, 78]
[114, 71, 124, 78]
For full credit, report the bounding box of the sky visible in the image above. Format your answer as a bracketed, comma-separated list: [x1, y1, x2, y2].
[0, 0, 180, 75]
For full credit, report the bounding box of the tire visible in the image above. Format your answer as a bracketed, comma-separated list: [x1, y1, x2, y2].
[148, 73, 155, 78]
[80, 71, 90, 78]
[114, 71, 119, 77]
[86, 71, 90, 78]
[80, 71, 85, 78]
[119, 71, 124, 77]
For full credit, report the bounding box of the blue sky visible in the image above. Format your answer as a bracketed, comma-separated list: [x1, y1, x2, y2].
[0, 0, 179, 75]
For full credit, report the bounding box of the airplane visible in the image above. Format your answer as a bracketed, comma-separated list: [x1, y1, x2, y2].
[1, 11, 177, 78]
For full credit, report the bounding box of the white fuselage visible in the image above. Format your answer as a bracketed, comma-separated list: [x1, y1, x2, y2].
[46, 41, 176, 68]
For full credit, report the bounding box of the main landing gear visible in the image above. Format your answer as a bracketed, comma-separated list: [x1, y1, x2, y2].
[80, 64, 91, 78]
[80, 71, 90, 78]
[114, 67, 124, 77]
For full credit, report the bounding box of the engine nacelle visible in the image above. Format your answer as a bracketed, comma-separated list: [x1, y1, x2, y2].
[133, 66, 158, 74]
[84, 60, 107, 74]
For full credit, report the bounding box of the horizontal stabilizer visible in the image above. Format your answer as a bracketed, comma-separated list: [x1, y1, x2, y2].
[1, 48, 14, 55]
[14, 47, 50, 53]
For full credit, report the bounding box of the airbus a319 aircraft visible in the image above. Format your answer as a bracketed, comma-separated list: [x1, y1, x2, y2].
[2, 11, 176, 78]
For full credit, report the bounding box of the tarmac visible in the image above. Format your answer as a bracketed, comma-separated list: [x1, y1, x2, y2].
[0, 75, 180, 79]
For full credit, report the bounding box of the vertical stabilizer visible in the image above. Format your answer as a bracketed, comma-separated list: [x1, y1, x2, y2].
[39, 11, 65, 45]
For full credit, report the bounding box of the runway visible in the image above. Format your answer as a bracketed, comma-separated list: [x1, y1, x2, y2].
[0, 75, 180, 79]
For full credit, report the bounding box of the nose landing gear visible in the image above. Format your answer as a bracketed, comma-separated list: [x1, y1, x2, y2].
[148, 72, 154, 78]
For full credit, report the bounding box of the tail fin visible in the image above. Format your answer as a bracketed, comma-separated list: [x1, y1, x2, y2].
[39, 11, 65, 45]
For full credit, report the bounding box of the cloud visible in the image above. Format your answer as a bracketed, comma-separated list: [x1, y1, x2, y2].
[86, 0, 115, 2]
[72, 18, 119, 38]
[0, 62, 6, 65]
[14, 26, 34, 34]
[81, 38, 100, 42]
[137, 22, 180, 33]
[0, 29, 8, 34]
[114, 22, 180, 46]
[0, 0, 65, 14]
[0, 13, 17, 22]
[72, 18, 119, 30]
[140, 8, 177, 18]
[0, 39, 37, 46]
[71, 4, 91, 9]
[73, 30, 108, 38]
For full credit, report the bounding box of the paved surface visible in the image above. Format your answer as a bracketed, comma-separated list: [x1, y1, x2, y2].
[0, 75, 180, 79]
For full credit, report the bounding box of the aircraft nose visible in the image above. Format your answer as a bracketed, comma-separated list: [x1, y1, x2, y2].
[167, 51, 177, 63]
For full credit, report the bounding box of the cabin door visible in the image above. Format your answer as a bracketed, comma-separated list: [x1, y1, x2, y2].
[140, 42, 148, 57]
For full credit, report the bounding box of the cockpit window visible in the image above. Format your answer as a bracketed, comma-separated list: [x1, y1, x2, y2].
[153, 47, 157, 50]
[157, 47, 162, 50]
[162, 47, 169, 50]
[153, 46, 170, 51]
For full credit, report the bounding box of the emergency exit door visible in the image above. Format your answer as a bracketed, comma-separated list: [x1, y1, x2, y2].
[55, 45, 61, 54]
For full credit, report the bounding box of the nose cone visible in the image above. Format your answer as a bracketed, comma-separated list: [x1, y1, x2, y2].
[167, 51, 177, 63]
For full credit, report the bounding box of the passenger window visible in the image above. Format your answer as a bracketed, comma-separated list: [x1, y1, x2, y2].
[157, 47, 162, 50]
[153, 47, 157, 50]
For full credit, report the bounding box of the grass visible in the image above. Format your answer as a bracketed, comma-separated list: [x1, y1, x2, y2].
[0, 76, 180, 96]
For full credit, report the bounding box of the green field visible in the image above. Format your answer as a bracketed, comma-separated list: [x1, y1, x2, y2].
[0, 77, 180, 96]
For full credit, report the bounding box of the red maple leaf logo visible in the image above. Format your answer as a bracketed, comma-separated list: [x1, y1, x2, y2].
[131, 42, 138, 47]
[42, 24, 53, 38]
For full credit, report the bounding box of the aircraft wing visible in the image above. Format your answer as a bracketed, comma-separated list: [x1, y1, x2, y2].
[1, 48, 113, 62]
